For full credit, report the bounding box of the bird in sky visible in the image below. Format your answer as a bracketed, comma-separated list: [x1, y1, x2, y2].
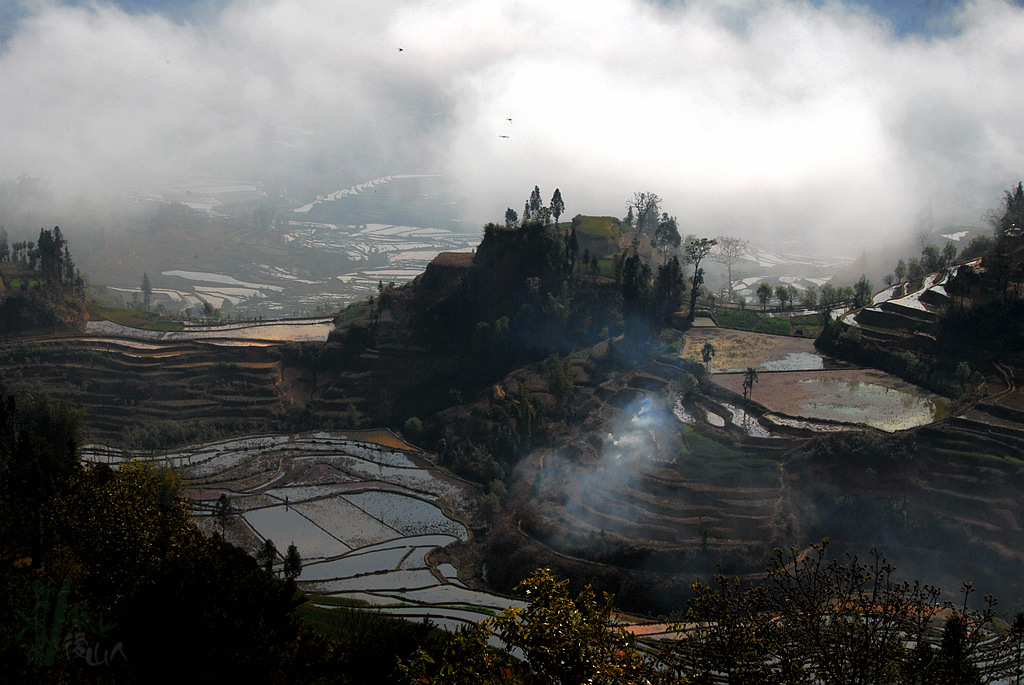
[498, 135, 510, 138]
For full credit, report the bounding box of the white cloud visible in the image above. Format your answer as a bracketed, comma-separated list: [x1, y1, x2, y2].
[2, 0, 1024, 249]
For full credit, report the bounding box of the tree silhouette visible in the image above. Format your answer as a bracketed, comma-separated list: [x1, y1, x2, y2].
[701, 341, 716, 371]
[141, 272, 152, 310]
[256, 538, 278, 576]
[654, 213, 681, 257]
[527, 186, 543, 223]
[283, 543, 302, 579]
[757, 282, 773, 312]
[742, 367, 758, 402]
[711, 236, 749, 303]
[684, 235, 717, 321]
[776, 284, 791, 311]
[853, 274, 873, 308]
[214, 493, 232, 534]
[550, 188, 564, 229]
[894, 258, 907, 283]
[627, 192, 661, 238]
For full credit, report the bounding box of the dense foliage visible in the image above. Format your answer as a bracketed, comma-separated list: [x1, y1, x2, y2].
[405, 543, 1023, 684]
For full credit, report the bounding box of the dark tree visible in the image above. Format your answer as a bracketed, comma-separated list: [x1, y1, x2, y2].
[505, 207, 519, 227]
[214, 493, 232, 533]
[907, 258, 925, 282]
[528, 186, 543, 223]
[941, 241, 958, 269]
[36, 226, 67, 284]
[776, 284, 791, 310]
[994, 181, 1024, 236]
[853, 274, 873, 307]
[756, 282, 773, 312]
[627, 192, 661, 238]
[742, 367, 758, 402]
[550, 188, 564, 229]
[256, 538, 278, 576]
[960, 235, 993, 262]
[922, 244, 941, 272]
[684, 235, 717, 321]
[141, 272, 152, 310]
[652, 255, 686, 319]
[620, 250, 651, 318]
[654, 213, 681, 256]
[701, 341, 716, 371]
[894, 258, 907, 283]
[0, 224, 8, 262]
[283, 543, 302, 579]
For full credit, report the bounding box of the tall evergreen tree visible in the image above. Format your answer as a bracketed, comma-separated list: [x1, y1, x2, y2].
[283, 543, 302, 579]
[528, 186, 543, 223]
[550, 188, 565, 229]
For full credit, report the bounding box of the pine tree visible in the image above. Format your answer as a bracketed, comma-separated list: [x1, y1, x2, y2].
[528, 186, 543, 222]
[550, 188, 565, 229]
[283, 543, 302, 579]
[141, 273, 152, 310]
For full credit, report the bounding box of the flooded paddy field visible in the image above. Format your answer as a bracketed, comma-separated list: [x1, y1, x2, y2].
[85, 431, 523, 632]
[713, 369, 949, 432]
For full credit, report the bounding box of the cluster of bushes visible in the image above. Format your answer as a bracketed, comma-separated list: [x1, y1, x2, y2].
[712, 309, 822, 337]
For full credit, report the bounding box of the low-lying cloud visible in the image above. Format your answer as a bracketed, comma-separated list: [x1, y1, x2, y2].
[3, 0, 1024, 249]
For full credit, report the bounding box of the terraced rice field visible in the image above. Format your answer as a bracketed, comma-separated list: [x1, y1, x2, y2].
[0, 335, 287, 442]
[713, 368, 949, 432]
[83, 432, 523, 631]
[521, 388, 795, 562]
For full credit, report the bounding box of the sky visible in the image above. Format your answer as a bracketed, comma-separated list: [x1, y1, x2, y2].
[3, 0, 1024, 249]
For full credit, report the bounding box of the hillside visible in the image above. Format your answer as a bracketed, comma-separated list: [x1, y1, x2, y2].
[4, 217, 1024, 616]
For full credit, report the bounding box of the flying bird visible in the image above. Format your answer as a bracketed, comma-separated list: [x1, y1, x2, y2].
[398, 47, 403, 52]
[498, 135, 510, 138]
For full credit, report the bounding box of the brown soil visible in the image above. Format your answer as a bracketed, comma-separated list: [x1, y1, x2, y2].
[681, 328, 819, 372]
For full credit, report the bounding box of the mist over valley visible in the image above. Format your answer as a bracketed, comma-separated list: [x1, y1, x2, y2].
[5, 1, 1024, 682]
